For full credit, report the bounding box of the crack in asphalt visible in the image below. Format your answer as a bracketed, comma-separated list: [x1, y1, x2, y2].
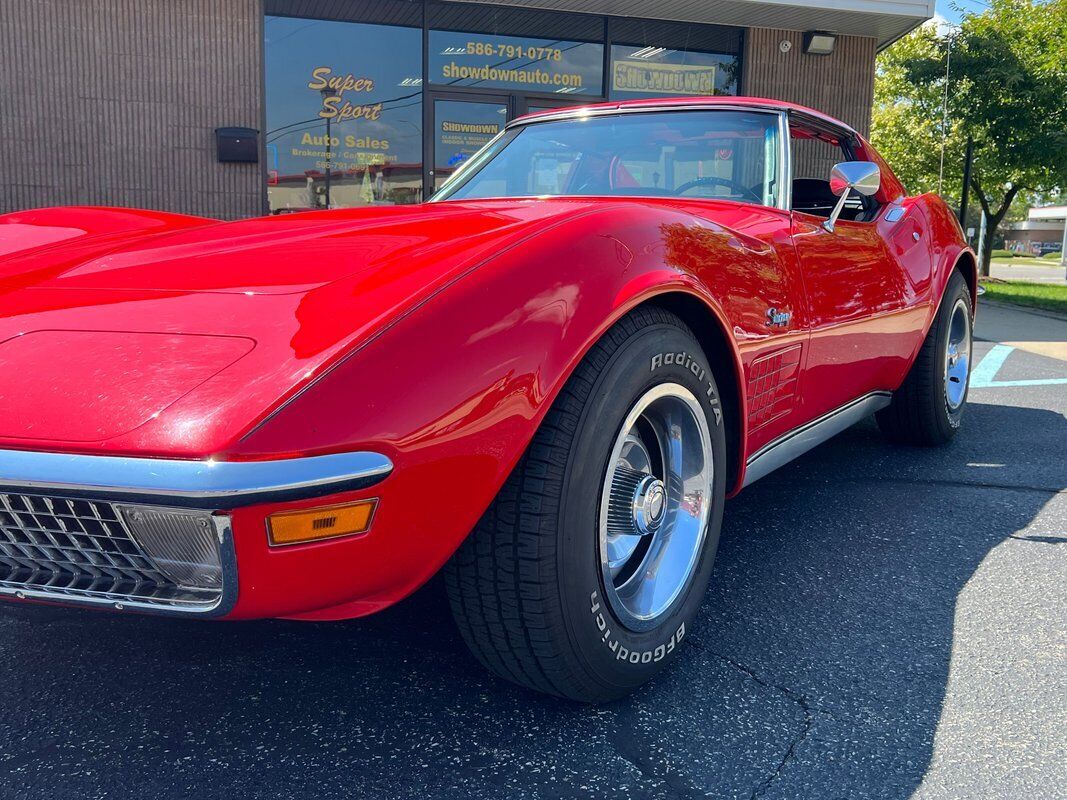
[606, 732, 704, 800]
[750, 717, 812, 800]
[715, 655, 817, 800]
[689, 638, 831, 800]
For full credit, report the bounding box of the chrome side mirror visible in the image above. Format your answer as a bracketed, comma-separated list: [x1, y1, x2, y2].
[822, 161, 881, 233]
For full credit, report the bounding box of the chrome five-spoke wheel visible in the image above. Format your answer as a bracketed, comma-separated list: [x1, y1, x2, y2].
[447, 307, 725, 701]
[598, 383, 713, 632]
[945, 296, 972, 411]
[876, 270, 972, 445]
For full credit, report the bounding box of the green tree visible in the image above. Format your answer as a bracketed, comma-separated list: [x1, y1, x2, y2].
[872, 0, 1067, 273]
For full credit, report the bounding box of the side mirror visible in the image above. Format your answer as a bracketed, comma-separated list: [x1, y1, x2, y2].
[822, 161, 881, 233]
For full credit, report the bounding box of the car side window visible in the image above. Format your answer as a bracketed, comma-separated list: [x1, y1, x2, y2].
[790, 125, 878, 223]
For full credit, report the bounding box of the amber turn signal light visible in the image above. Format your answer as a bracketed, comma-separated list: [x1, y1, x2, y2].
[267, 499, 378, 546]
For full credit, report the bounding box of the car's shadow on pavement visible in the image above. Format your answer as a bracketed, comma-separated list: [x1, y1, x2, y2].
[0, 401, 1063, 800]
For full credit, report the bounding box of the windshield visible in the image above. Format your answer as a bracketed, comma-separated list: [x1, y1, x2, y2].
[433, 110, 781, 207]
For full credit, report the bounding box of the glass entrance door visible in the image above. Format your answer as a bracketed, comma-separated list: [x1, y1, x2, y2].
[426, 92, 594, 197]
[429, 94, 509, 194]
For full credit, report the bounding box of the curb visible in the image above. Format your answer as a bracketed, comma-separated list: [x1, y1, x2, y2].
[978, 297, 1067, 324]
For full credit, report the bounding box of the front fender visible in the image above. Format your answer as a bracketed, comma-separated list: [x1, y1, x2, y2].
[228, 203, 747, 618]
[919, 195, 977, 328]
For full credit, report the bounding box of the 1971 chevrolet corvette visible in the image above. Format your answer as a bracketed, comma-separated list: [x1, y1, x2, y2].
[0, 97, 975, 701]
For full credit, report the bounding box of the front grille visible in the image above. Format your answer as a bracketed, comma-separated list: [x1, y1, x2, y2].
[0, 493, 227, 612]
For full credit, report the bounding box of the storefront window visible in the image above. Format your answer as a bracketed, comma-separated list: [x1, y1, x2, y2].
[262, 3, 746, 212]
[609, 45, 739, 100]
[264, 16, 423, 212]
[429, 30, 603, 95]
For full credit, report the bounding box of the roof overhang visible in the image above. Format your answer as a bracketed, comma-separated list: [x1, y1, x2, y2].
[1029, 205, 1067, 222]
[1006, 220, 1065, 232]
[446, 0, 935, 50]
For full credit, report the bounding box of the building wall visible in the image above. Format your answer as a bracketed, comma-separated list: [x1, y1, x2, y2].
[743, 28, 877, 137]
[1004, 225, 1065, 254]
[0, 3, 884, 220]
[0, 0, 262, 220]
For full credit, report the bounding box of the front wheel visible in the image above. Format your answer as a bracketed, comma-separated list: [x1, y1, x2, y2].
[444, 307, 727, 702]
[877, 270, 973, 445]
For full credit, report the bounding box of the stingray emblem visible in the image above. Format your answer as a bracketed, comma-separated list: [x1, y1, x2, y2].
[766, 308, 791, 327]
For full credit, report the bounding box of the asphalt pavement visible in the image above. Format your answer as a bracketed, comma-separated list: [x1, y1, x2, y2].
[989, 258, 1066, 284]
[1, 300, 1064, 800]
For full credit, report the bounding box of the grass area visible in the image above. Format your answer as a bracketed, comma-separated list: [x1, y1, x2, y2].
[980, 279, 1067, 315]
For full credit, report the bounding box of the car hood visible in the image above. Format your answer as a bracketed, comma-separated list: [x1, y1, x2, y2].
[0, 201, 577, 295]
[0, 199, 611, 457]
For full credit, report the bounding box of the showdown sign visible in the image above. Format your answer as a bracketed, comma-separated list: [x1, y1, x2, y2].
[438, 119, 500, 167]
[613, 61, 717, 96]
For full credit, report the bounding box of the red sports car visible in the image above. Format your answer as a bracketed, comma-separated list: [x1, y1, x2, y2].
[0, 98, 975, 701]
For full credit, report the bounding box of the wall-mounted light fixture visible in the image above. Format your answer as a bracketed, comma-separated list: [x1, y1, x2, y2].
[803, 31, 837, 56]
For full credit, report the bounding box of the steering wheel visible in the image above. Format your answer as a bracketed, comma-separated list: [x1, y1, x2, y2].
[674, 176, 762, 204]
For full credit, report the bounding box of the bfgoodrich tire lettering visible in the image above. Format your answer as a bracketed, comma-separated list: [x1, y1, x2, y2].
[445, 307, 727, 701]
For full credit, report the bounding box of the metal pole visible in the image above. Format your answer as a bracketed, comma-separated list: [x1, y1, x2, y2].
[958, 135, 974, 225]
[976, 210, 988, 274]
[937, 34, 953, 196]
[324, 116, 332, 210]
[320, 87, 333, 210]
[1060, 218, 1066, 272]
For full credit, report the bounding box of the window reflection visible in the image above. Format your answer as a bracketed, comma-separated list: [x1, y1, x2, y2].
[433, 100, 508, 191]
[264, 16, 423, 212]
[429, 30, 604, 95]
[609, 44, 739, 100]
[262, 6, 747, 211]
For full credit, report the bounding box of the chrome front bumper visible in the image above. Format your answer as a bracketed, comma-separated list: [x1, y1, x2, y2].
[0, 449, 393, 615]
[0, 449, 394, 508]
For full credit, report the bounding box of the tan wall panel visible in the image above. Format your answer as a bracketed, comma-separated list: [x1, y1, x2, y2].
[0, 0, 263, 220]
[743, 28, 877, 138]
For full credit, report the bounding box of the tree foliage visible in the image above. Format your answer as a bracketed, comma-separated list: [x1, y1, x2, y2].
[872, 0, 1066, 270]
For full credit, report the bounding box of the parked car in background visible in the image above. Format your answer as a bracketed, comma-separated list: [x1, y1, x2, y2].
[0, 97, 975, 701]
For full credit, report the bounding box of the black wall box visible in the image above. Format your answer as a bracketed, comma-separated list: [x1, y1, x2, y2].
[215, 127, 259, 163]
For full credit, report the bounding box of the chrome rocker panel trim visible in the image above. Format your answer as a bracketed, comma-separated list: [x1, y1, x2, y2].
[0, 449, 394, 509]
[743, 392, 892, 487]
[0, 514, 239, 617]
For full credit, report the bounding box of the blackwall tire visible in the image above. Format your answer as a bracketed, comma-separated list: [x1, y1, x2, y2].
[444, 307, 727, 702]
[877, 270, 973, 446]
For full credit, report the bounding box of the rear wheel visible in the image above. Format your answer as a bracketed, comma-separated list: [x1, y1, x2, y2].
[444, 307, 727, 701]
[877, 270, 973, 445]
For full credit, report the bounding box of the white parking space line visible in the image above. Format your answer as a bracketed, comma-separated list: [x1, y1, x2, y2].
[971, 344, 1067, 388]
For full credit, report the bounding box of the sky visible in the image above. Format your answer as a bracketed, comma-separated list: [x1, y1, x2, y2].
[934, 0, 993, 27]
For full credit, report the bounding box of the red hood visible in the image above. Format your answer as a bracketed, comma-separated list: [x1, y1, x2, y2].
[0, 200, 609, 458]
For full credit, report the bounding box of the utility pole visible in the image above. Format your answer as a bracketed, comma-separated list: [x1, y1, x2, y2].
[937, 33, 954, 196]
